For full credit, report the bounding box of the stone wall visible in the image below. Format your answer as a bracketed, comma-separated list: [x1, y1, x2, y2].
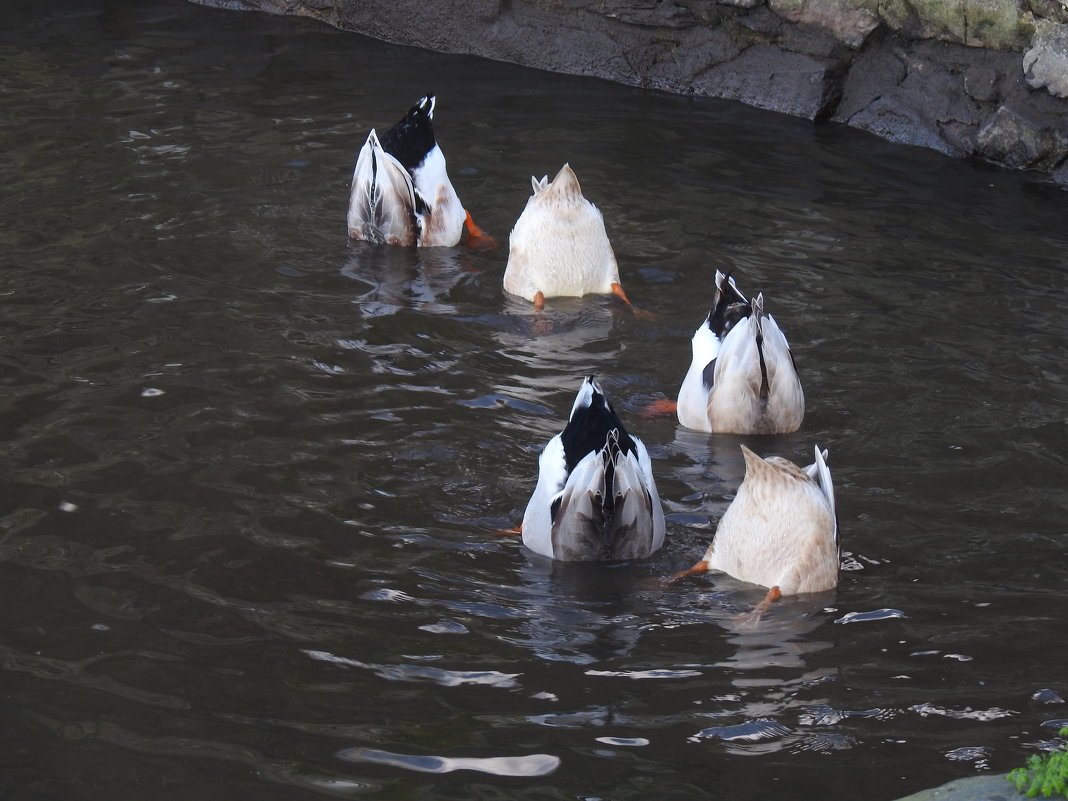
[190, 0, 1068, 180]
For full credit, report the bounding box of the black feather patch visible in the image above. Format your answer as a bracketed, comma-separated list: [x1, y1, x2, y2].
[756, 328, 770, 402]
[559, 386, 637, 475]
[380, 95, 437, 172]
[701, 357, 717, 392]
[549, 495, 562, 525]
[708, 273, 751, 339]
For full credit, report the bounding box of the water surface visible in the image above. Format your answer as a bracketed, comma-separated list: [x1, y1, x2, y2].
[2, 2, 1067, 800]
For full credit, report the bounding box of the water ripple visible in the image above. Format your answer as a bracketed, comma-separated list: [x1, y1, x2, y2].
[337, 747, 560, 776]
[690, 719, 793, 743]
[303, 650, 521, 688]
[909, 703, 1018, 722]
[833, 609, 908, 624]
[585, 668, 704, 680]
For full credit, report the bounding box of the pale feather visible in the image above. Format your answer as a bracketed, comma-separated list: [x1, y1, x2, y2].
[520, 378, 666, 561]
[704, 444, 838, 595]
[411, 144, 465, 247]
[677, 283, 804, 434]
[503, 163, 621, 302]
[347, 129, 418, 246]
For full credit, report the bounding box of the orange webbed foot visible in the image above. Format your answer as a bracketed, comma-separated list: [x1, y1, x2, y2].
[493, 525, 523, 537]
[532, 291, 546, 311]
[640, 398, 678, 419]
[663, 559, 709, 587]
[611, 282, 655, 319]
[734, 586, 783, 625]
[463, 210, 497, 250]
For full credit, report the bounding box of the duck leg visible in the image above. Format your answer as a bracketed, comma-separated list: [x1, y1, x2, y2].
[738, 585, 783, 624]
[611, 283, 654, 319]
[463, 210, 497, 249]
[665, 559, 709, 585]
[640, 398, 678, 418]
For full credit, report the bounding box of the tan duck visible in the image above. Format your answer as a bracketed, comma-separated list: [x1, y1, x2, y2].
[675, 444, 838, 609]
[503, 164, 639, 312]
[675, 271, 804, 434]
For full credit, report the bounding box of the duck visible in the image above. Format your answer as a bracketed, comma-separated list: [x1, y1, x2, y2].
[503, 164, 640, 312]
[347, 94, 491, 247]
[674, 444, 838, 609]
[673, 271, 804, 434]
[519, 376, 666, 561]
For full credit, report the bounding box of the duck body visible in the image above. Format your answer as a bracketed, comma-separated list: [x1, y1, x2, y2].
[704, 444, 838, 595]
[521, 376, 666, 561]
[677, 271, 804, 434]
[347, 95, 466, 247]
[503, 164, 622, 305]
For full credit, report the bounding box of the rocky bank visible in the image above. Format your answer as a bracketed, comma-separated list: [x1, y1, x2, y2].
[188, 0, 1068, 181]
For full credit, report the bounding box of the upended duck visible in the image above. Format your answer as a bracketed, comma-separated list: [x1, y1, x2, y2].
[666, 271, 804, 434]
[519, 376, 666, 561]
[674, 444, 838, 609]
[347, 94, 491, 247]
[503, 164, 642, 313]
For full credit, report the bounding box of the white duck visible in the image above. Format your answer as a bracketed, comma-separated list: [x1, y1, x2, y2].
[503, 164, 639, 312]
[347, 95, 490, 247]
[675, 444, 838, 609]
[675, 271, 804, 434]
[520, 376, 666, 561]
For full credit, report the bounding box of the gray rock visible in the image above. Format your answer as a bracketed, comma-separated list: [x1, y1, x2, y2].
[964, 65, 1002, 102]
[768, 0, 882, 48]
[976, 104, 1068, 169]
[646, 25, 747, 92]
[594, 1, 697, 29]
[838, 38, 986, 157]
[694, 43, 843, 119]
[892, 774, 1025, 801]
[881, 0, 1033, 50]
[832, 30, 908, 121]
[1027, 0, 1068, 25]
[1024, 19, 1068, 98]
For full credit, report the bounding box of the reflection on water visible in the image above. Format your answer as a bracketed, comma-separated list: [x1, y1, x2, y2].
[341, 243, 476, 317]
[2, 1, 1067, 800]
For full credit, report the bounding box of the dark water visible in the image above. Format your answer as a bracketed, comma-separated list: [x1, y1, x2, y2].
[2, 1, 1067, 799]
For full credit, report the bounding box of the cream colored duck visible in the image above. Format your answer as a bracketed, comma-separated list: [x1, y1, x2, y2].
[347, 95, 490, 247]
[675, 444, 838, 608]
[519, 376, 666, 561]
[503, 164, 638, 311]
[673, 271, 804, 434]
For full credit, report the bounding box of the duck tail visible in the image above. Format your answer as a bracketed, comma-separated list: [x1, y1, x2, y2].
[380, 94, 437, 171]
[812, 445, 836, 542]
[708, 271, 752, 338]
[738, 443, 773, 479]
[545, 163, 585, 204]
[750, 293, 771, 402]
